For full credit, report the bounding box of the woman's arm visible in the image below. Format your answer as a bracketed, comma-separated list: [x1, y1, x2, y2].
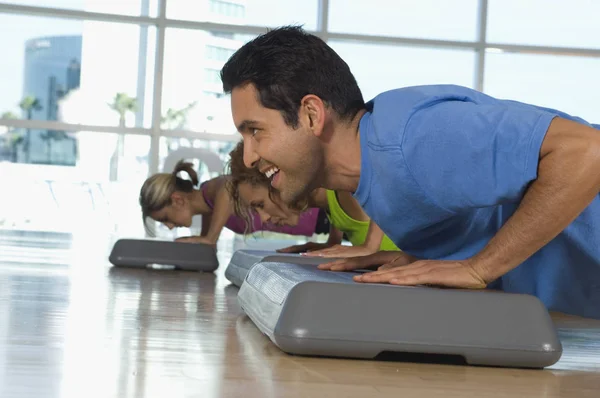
[200, 213, 212, 236]
[200, 180, 234, 244]
[362, 221, 385, 251]
[303, 221, 385, 258]
[277, 224, 343, 253]
[176, 178, 234, 246]
[325, 224, 344, 246]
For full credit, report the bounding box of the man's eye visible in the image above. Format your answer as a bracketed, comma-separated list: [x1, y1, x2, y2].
[251, 128, 259, 136]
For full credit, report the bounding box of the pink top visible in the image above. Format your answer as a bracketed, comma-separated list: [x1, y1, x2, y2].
[200, 182, 320, 237]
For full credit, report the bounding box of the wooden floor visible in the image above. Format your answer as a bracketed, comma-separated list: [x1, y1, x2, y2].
[1, 231, 599, 398]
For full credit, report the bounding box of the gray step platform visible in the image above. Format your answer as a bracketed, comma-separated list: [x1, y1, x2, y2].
[237, 260, 563, 368]
[225, 249, 329, 287]
[109, 238, 219, 272]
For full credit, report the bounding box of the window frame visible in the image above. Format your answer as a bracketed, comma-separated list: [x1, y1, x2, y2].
[1, 0, 599, 177]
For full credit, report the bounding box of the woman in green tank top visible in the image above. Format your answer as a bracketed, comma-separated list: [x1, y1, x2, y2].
[227, 142, 400, 258]
[323, 189, 399, 252]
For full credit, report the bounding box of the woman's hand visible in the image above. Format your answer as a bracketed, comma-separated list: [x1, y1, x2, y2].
[175, 236, 217, 247]
[276, 241, 332, 253]
[301, 244, 378, 258]
[317, 251, 416, 272]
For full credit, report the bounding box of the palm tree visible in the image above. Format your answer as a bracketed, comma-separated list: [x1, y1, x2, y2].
[1, 111, 22, 162]
[161, 101, 197, 130]
[108, 93, 137, 128]
[161, 101, 198, 151]
[19, 95, 42, 162]
[1, 111, 18, 119]
[108, 93, 137, 181]
[1, 111, 18, 133]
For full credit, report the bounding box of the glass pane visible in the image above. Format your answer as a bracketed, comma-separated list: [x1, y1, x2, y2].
[167, 0, 318, 30]
[328, 0, 479, 41]
[484, 52, 600, 123]
[3, 0, 158, 16]
[487, 0, 600, 49]
[328, 41, 476, 101]
[0, 130, 150, 238]
[162, 29, 254, 134]
[0, 14, 155, 129]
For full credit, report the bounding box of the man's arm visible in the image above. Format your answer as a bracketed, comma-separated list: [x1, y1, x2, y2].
[472, 117, 600, 282]
[356, 117, 600, 287]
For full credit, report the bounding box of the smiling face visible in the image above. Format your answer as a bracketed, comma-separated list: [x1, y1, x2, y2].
[231, 83, 325, 205]
[237, 181, 300, 227]
[148, 192, 194, 230]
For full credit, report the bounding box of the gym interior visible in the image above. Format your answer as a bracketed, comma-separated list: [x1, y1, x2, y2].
[1, 1, 599, 397]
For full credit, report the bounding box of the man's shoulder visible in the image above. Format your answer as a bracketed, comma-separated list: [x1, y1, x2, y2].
[368, 84, 480, 106]
[362, 84, 482, 148]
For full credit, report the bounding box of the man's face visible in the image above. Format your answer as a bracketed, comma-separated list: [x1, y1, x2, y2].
[231, 83, 324, 205]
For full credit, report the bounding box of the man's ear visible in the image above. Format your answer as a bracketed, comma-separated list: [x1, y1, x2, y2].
[300, 94, 326, 137]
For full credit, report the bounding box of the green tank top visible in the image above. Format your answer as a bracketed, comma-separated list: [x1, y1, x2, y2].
[325, 190, 400, 251]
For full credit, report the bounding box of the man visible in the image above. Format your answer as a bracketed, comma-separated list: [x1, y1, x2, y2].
[220, 26, 600, 318]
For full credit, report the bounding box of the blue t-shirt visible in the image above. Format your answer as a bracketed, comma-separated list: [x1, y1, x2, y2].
[355, 84, 600, 319]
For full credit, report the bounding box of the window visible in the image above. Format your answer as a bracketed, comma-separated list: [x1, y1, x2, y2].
[487, 0, 600, 49]
[167, 0, 319, 30]
[3, 0, 157, 16]
[1, 0, 598, 244]
[204, 69, 222, 84]
[0, 130, 150, 235]
[0, 14, 156, 128]
[203, 91, 224, 100]
[159, 137, 237, 180]
[328, 41, 476, 101]
[206, 45, 235, 62]
[162, 29, 254, 134]
[484, 52, 600, 122]
[210, 31, 235, 40]
[328, 0, 479, 41]
[209, 0, 244, 18]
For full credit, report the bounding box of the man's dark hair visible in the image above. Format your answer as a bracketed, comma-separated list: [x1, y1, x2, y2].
[220, 25, 365, 128]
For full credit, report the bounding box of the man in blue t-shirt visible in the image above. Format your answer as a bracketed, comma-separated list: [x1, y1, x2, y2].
[220, 26, 600, 319]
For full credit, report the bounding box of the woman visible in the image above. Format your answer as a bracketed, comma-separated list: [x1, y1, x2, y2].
[227, 141, 400, 257]
[138, 160, 331, 245]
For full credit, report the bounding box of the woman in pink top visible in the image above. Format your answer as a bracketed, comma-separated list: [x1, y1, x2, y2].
[139, 159, 330, 246]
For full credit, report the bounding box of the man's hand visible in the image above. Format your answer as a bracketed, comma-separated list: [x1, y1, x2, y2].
[175, 236, 217, 247]
[319, 250, 488, 288]
[302, 244, 378, 258]
[317, 251, 412, 271]
[353, 258, 487, 289]
[276, 241, 331, 253]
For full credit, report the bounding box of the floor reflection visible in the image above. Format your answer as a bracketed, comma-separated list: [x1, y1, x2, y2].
[0, 229, 599, 398]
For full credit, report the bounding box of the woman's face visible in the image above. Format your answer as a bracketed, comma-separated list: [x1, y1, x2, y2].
[149, 193, 194, 230]
[238, 182, 300, 226]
